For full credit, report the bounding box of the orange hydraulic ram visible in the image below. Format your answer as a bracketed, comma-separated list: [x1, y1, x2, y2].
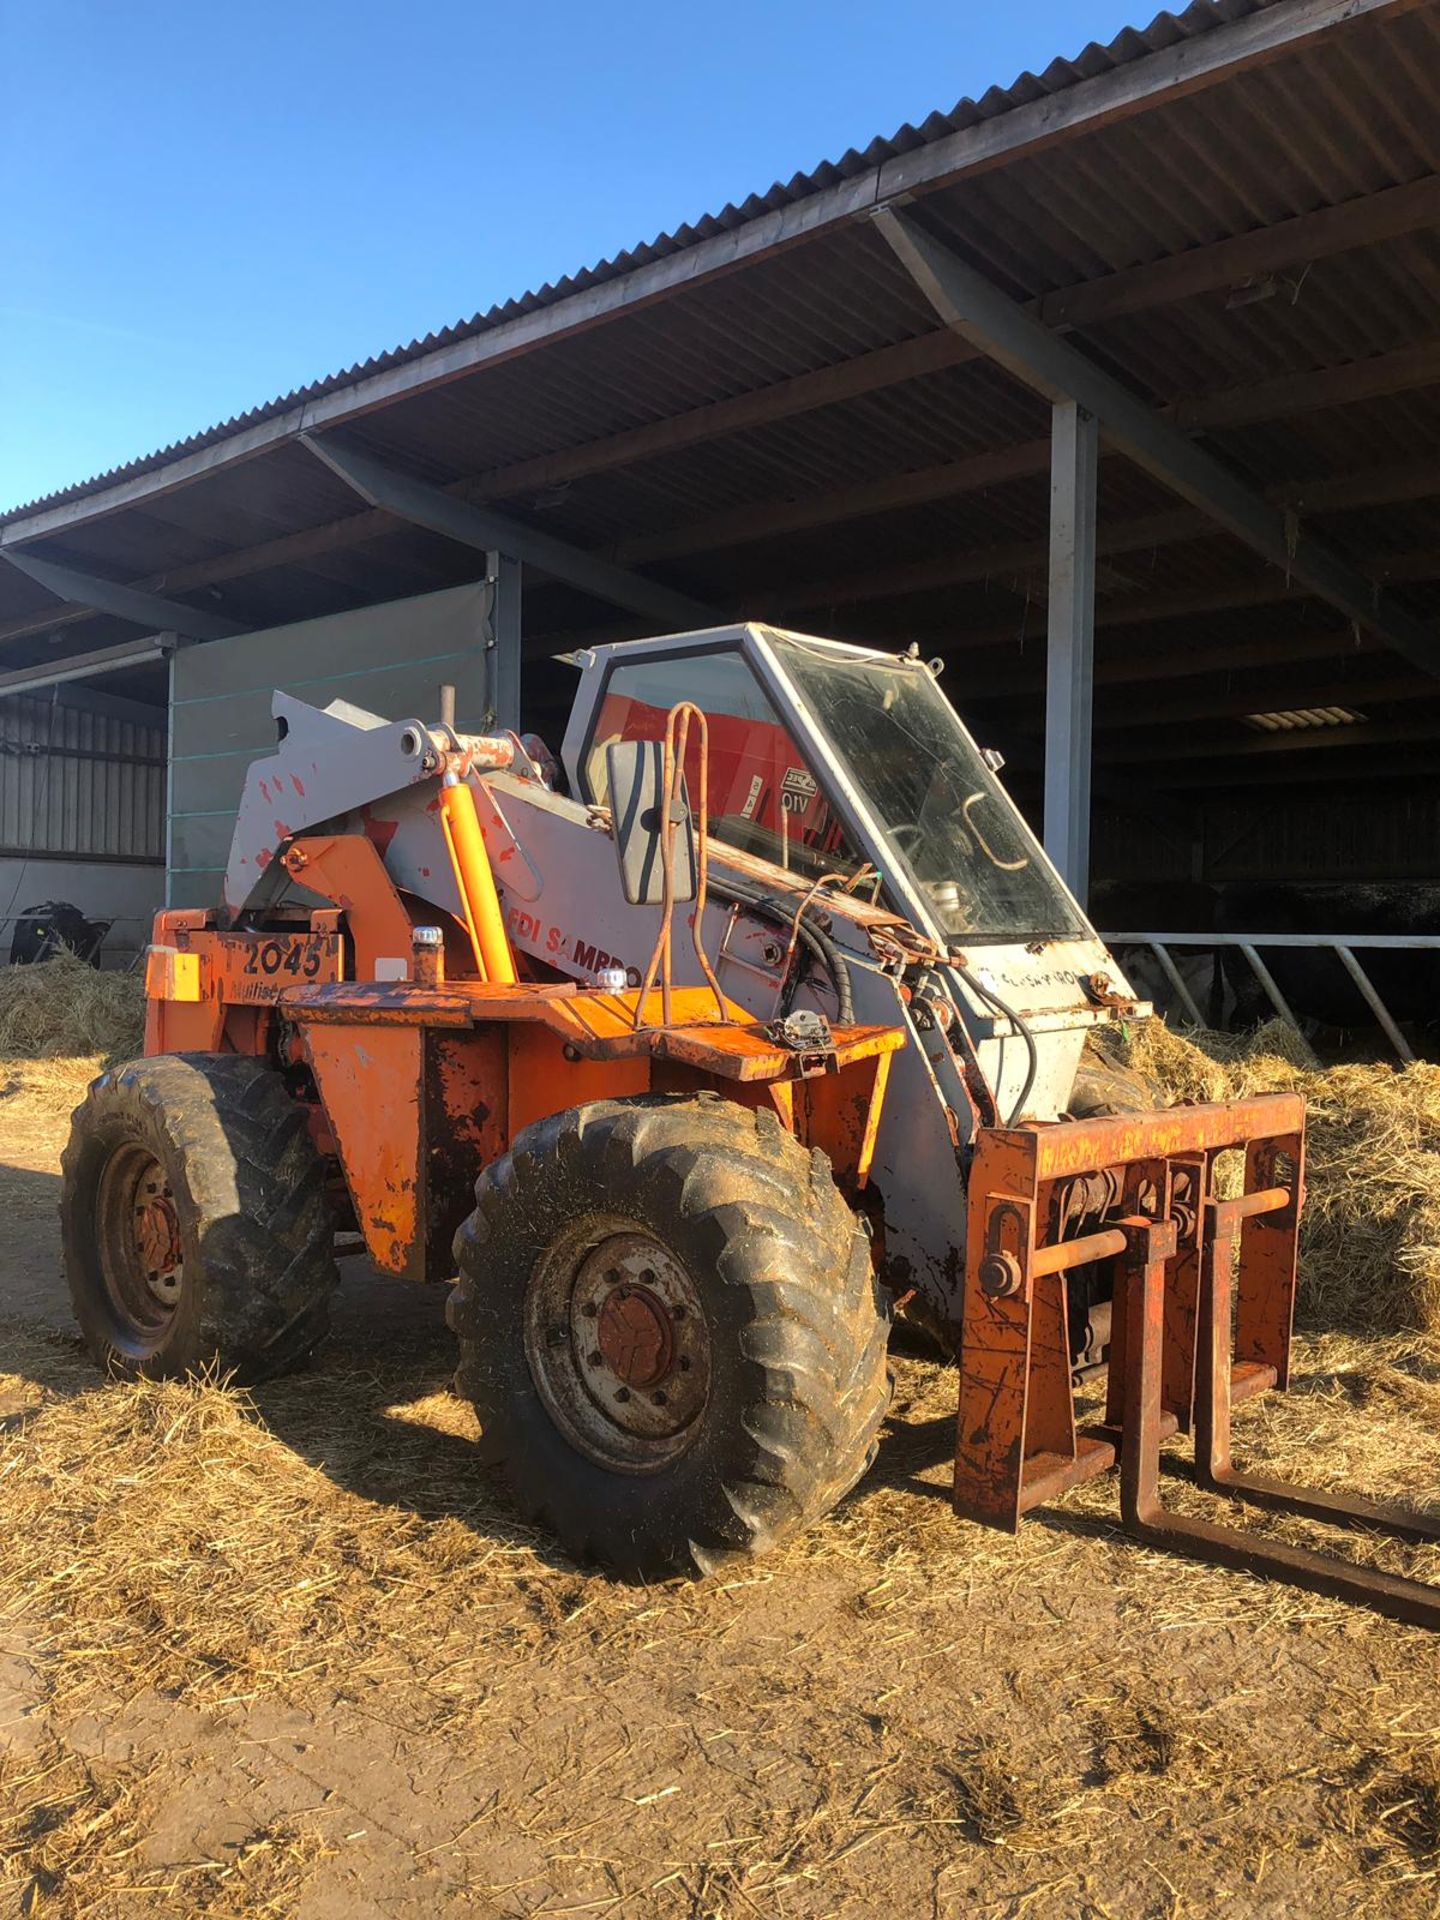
[438, 771, 517, 985]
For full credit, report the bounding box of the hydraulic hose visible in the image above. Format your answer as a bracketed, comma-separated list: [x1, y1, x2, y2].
[955, 963, 1039, 1127]
[709, 874, 855, 1026]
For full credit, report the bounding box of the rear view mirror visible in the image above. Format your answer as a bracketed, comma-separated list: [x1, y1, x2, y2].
[606, 739, 697, 907]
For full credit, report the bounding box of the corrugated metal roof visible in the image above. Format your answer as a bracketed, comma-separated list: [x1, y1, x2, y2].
[0, 0, 1281, 523]
[3, 0, 1439, 808]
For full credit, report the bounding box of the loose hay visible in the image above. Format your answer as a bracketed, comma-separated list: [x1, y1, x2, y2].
[1101, 1017, 1440, 1336]
[0, 1733, 330, 1920]
[0, 952, 143, 1064]
[4, 999, 1440, 1912]
[3, 1324, 1439, 1915]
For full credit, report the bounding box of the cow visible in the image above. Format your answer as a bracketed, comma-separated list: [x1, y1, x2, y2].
[9, 901, 110, 967]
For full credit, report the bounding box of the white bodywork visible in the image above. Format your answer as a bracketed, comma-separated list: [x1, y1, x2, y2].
[224, 624, 1144, 1316]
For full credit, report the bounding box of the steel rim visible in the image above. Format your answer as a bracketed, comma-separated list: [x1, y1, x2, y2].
[524, 1217, 712, 1473]
[96, 1142, 185, 1345]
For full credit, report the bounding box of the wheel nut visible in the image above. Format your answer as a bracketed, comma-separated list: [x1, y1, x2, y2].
[615, 1387, 631, 1403]
[588, 1350, 602, 1367]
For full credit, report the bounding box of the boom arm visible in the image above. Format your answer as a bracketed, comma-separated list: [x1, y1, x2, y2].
[222, 691, 514, 924]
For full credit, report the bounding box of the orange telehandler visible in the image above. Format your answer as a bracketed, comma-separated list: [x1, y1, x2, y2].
[61, 624, 1440, 1619]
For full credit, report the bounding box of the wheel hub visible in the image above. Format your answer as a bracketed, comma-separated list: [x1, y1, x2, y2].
[97, 1143, 185, 1333]
[525, 1224, 712, 1472]
[596, 1283, 675, 1388]
[132, 1176, 183, 1305]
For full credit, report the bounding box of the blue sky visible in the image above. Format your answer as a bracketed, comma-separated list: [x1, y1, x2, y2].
[1, 0, 1146, 512]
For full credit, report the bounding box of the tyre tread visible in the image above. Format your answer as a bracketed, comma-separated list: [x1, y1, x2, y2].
[61, 1053, 338, 1383]
[451, 1093, 888, 1575]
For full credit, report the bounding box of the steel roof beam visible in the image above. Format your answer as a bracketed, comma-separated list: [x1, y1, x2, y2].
[756, 507, 1207, 617]
[4, 184, 1438, 650]
[0, 550, 245, 641]
[619, 338, 1440, 569]
[762, 516, 1440, 625]
[873, 206, 1440, 678]
[1105, 712, 1440, 763]
[1123, 748, 1440, 792]
[975, 652, 1397, 714]
[0, 632, 177, 699]
[468, 172, 1440, 518]
[300, 434, 721, 631]
[9, 431, 1438, 661]
[1090, 671, 1425, 730]
[967, 630, 1382, 700]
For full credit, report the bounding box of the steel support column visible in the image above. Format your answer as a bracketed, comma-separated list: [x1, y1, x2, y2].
[1044, 402, 1098, 902]
[485, 551, 522, 731]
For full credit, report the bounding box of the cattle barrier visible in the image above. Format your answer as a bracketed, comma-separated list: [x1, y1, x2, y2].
[1101, 931, 1440, 1062]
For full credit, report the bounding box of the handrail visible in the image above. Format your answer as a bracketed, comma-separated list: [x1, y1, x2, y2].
[1102, 928, 1440, 1062]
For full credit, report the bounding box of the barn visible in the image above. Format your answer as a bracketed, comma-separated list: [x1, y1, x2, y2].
[2, 0, 1437, 1033]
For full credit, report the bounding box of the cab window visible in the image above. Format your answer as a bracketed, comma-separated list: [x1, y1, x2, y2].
[585, 650, 863, 881]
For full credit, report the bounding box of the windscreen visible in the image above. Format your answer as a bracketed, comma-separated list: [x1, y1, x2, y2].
[772, 636, 1086, 942]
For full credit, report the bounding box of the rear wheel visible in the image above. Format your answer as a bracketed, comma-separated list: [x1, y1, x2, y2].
[1069, 1050, 1165, 1119]
[62, 1054, 338, 1383]
[450, 1094, 889, 1576]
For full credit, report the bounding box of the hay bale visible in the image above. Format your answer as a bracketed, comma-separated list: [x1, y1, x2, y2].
[0, 951, 143, 1063]
[1108, 1017, 1440, 1337]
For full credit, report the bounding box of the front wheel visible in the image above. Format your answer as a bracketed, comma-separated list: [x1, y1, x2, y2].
[450, 1094, 890, 1577]
[61, 1054, 338, 1383]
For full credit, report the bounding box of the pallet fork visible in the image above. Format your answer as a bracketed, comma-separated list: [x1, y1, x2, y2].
[957, 1095, 1440, 1627]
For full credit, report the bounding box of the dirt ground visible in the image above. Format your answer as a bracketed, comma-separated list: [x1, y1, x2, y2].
[2, 1063, 1440, 1919]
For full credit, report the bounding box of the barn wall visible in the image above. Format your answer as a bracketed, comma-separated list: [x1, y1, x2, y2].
[0, 687, 166, 862]
[0, 856, 164, 968]
[0, 686, 167, 966]
[168, 582, 491, 908]
[1093, 785, 1440, 905]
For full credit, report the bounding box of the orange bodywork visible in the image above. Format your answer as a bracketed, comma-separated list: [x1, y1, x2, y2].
[143, 822, 905, 1286]
[291, 978, 902, 1281]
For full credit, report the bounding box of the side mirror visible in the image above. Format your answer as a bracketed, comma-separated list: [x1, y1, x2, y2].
[605, 739, 697, 906]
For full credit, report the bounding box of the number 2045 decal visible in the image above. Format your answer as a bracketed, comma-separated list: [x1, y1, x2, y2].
[222, 934, 339, 999]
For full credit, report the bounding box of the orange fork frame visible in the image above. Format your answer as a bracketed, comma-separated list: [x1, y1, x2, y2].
[957, 1093, 1306, 1532]
[959, 1095, 1440, 1626]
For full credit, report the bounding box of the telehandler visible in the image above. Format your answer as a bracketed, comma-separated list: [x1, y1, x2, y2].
[62, 625, 1440, 1620]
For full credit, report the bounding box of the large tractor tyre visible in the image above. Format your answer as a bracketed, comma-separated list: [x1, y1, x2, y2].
[1069, 1050, 1166, 1120]
[450, 1093, 890, 1577]
[61, 1054, 339, 1384]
